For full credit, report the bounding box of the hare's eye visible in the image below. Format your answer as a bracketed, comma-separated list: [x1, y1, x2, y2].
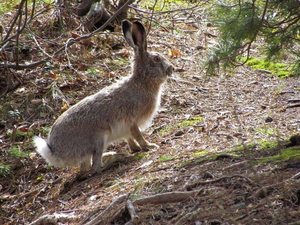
[154, 55, 161, 62]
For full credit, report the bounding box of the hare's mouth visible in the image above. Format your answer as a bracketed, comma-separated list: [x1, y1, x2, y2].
[166, 65, 174, 76]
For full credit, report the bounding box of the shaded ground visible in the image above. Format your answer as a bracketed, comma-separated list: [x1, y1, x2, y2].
[1, 2, 300, 224]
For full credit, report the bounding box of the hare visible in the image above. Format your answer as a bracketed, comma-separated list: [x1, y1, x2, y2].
[33, 20, 173, 173]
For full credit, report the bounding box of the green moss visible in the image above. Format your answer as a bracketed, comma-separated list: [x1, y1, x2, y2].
[177, 117, 205, 129]
[258, 140, 279, 151]
[158, 155, 176, 162]
[192, 150, 209, 158]
[133, 153, 149, 160]
[158, 125, 174, 136]
[176, 159, 192, 168]
[240, 57, 292, 78]
[256, 127, 278, 136]
[260, 146, 300, 163]
[158, 117, 205, 136]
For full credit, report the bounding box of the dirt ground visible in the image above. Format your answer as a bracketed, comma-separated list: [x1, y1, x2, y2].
[1, 2, 300, 225]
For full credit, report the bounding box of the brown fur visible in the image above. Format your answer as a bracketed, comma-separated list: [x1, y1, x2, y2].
[33, 20, 174, 173]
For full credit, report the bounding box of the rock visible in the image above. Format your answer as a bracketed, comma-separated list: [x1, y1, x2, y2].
[265, 116, 273, 122]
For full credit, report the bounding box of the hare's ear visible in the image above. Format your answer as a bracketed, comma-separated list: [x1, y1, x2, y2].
[122, 20, 147, 54]
[131, 21, 147, 53]
[122, 20, 135, 48]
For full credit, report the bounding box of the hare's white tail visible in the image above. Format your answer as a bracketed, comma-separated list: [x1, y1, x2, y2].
[33, 136, 65, 168]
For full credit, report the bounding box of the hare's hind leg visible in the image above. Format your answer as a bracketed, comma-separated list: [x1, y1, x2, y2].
[92, 133, 109, 173]
[80, 155, 92, 172]
[127, 138, 142, 153]
[130, 124, 158, 151]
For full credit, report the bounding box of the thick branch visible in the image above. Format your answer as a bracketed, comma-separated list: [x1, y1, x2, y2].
[132, 190, 200, 206]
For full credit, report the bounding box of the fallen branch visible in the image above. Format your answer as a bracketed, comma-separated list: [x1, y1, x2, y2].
[133, 190, 200, 206]
[222, 160, 248, 171]
[30, 212, 77, 225]
[82, 193, 130, 225]
[125, 200, 139, 225]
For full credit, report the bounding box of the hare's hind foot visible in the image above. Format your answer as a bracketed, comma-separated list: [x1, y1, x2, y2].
[142, 142, 159, 151]
[130, 124, 159, 151]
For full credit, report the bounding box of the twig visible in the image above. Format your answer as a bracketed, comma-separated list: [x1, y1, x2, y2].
[30, 34, 52, 58]
[222, 160, 248, 171]
[132, 190, 200, 206]
[287, 104, 300, 108]
[185, 175, 253, 190]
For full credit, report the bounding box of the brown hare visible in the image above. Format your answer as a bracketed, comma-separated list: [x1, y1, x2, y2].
[33, 20, 174, 173]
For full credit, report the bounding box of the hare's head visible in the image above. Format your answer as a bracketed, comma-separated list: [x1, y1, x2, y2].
[122, 20, 173, 84]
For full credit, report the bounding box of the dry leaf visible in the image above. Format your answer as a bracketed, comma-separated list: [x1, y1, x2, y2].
[71, 33, 80, 38]
[18, 126, 28, 132]
[50, 71, 57, 79]
[169, 49, 180, 57]
[61, 103, 69, 111]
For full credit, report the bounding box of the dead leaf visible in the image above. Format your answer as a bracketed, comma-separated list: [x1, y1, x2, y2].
[169, 49, 180, 57]
[50, 71, 57, 79]
[61, 103, 69, 111]
[18, 126, 28, 132]
[115, 50, 130, 58]
[71, 33, 80, 38]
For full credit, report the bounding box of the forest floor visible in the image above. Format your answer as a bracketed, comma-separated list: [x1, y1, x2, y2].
[1, 2, 300, 225]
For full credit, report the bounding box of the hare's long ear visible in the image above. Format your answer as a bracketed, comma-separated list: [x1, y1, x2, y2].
[122, 20, 135, 48]
[122, 20, 147, 55]
[131, 21, 147, 53]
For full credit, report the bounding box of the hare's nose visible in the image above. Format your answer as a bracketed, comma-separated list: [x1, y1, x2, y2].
[166, 65, 174, 75]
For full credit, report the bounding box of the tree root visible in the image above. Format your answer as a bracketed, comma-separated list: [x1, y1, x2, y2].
[132, 190, 201, 206]
[82, 193, 130, 225]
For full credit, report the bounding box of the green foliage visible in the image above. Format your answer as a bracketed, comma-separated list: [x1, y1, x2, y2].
[8, 147, 29, 158]
[141, 0, 189, 12]
[0, 164, 11, 178]
[207, 0, 300, 76]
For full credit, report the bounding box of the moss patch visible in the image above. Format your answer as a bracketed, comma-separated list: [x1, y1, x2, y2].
[192, 150, 209, 158]
[158, 116, 205, 136]
[158, 155, 176, 162]
[241, 57, 292, 78]
[260, 146, 300, 163]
